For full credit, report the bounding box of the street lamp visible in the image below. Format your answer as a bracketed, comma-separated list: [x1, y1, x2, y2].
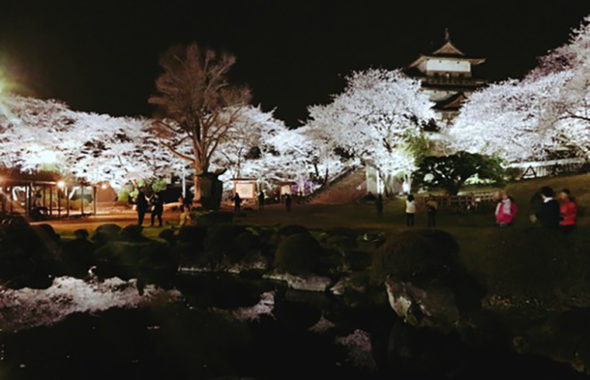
[57, 180, 66, 189]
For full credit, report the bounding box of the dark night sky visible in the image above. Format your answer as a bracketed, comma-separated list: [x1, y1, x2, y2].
[0, 1, 589, 126]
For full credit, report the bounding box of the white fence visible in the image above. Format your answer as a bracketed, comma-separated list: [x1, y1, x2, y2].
[506, 158, 587, 179]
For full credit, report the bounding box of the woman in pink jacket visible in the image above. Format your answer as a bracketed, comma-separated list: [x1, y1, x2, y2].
[495, 191, 518, 227]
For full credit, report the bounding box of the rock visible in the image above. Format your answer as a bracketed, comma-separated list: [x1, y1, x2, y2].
[263, 272, 332, 292]
[330, 275, 367, 296]
[335, 329, 377, 371]
[385, 278, 460, 332]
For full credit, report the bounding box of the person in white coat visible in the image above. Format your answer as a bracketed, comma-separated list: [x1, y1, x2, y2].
[405, 194, 416, 227]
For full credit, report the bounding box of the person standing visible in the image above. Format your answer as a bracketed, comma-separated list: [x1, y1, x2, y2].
[405, 194, 416, 227]
[534, 186, 560, 228]
[234, 193, 242, 214]
[495, 191, 517, 227]
[285, 194, 292, 212]
[376, 194, 384, 218]
[558, 188, 577, 233]
[178, 196, 189, 227]
[426, 196, 438, 227]
[150, 192, 164, 227]
[258, 190, 265, 211]
[135, 191, 148, 226]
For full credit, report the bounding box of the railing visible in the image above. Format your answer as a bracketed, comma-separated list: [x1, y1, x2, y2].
[507, 158, 588, 180]
[418, 191, 497, 213]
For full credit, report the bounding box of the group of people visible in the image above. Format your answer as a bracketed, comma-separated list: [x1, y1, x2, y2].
[132, 191, 165, 227]
[401, 194, 439, 227]
[532, 186, 577, 231]
[494, 186, 578, 231]
[396, 185, 578, 232]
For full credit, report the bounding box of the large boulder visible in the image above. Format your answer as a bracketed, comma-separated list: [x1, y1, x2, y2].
[385, 279, 460, 332]
[373, 229, 483, 331]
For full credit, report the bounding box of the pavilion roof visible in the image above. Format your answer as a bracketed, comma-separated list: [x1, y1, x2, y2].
[408, 29, 486, 68]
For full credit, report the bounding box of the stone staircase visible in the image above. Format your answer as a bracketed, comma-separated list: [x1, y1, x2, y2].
[309, 169, 367, 205]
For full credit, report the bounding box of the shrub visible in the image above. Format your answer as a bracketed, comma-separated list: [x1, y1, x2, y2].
[60, 236, 95, 278]
[372, 229, 461, 285]
[277, 224, 309, 238]
[228, 231, 261, 263]
[177, 225, 207, 248]
[92, 224, 122, 246]
[195, 211, 234, 227]
[119, 224, 150, 242]
[0, 224, 54, 288]
[206, 224, 246, 255]
[274, 233, 325, 276]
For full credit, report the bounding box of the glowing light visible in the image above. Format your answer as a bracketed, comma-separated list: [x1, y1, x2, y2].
[100, 183, 108, 190]
[57, 180, 66, 189]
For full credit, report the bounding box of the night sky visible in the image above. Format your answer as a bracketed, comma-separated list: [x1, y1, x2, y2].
[0, 1, 589, 126]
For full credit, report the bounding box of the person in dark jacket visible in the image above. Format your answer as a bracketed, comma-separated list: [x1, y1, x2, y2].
[426, 196, 438, 227]
[150, 192, 164, 227]
[535, 186, 560, 228]
[376, 194, 384, 217]
[258, 191, 265, 211]
[285, 194, 292, 212]
[234, 193, 242, 214]
[135, 191, 149, 226]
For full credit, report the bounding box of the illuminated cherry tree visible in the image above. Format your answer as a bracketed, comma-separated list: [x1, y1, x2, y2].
[450, 15, 590, 162]
[305, 68, 435, 193]
[215, 119, 325, 192]
[449, 72, 571, 163]
[0, 94, 178, 188]
[535, 15, 590, 157]
[212, 105, 288, 179]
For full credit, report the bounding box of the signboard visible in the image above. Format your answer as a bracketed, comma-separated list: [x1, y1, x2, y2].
[280, 184, 292, 195]
[233, 179, 256, 199]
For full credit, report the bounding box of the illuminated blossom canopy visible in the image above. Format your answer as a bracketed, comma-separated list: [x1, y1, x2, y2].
[305, 68, 435, 192]
[450, 15, 590, 163]
[212, 107, 330, 192]
[0, 95, 178, 188]
[0, 96, 315, 192]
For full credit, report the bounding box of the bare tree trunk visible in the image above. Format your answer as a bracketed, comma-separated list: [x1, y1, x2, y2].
[193, 168, 201, 203]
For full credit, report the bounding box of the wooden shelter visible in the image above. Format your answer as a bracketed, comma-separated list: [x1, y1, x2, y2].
[0, 168, 97, 218]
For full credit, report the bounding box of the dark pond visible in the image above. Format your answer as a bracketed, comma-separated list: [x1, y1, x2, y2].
[0, 273, 587, 380]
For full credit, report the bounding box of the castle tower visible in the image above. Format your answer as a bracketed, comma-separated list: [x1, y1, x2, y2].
[406, 29, 486, 126]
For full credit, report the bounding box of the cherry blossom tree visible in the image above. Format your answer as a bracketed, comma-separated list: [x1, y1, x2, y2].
[305, 68, 435, 194]
[450, 15, 590, 163]
[0, 94, 177, 189]
[534, 15, 590, 157]
[449, 72, 572, 163]
[211, 105, 288, 179]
